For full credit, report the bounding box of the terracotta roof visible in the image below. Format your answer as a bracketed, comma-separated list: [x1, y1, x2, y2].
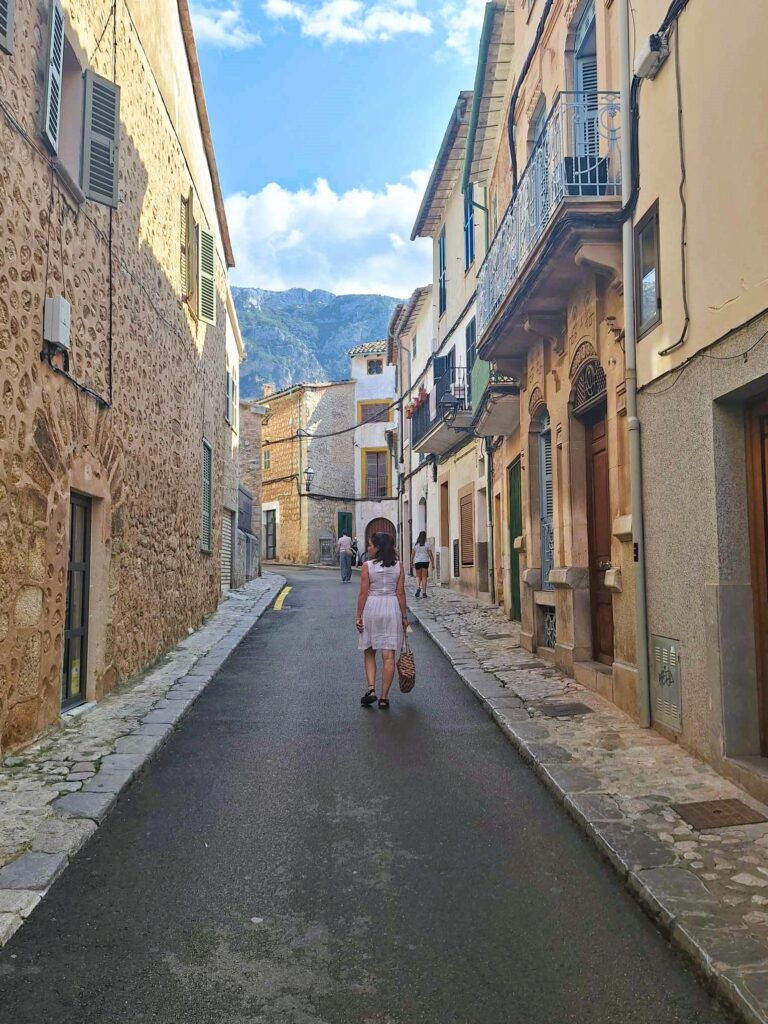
[347, 340, 387, 358]
[177, 0, 236, 268]
[411, 92, 473, 240]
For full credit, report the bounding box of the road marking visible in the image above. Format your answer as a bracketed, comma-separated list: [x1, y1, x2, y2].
[274, 586, 292, 611]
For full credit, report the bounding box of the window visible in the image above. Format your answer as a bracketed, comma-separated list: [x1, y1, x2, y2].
[412, 331, 417, 362]
[263, 448, 271, 471]
[364, 451, 389, 498]
[463, 185, 475, 269]
[635, 202, 661, 337]
[466, 317, 477, 371]
[201, 440, 212, 553]
[197, 224, 217, 325]
[359, 401, 391, 424]
[180, 192, 191, 298]
[491, 192, 498, 235]
[438, 228, 447, 315]
[459, 493, 474, 566]
[367, 359, 383, 375]
[43, 2, 120, 206]
[225, 368, 233, 424]
[0, 0, 16, 55]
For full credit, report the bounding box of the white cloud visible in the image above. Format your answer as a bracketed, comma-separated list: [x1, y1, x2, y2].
[262, 0, 432, 44]
[225, 171, 432, 296]
[438, 0, 485, 59]
[190, 3, 262, 49]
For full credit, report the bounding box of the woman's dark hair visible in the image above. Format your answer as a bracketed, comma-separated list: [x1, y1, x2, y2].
[416, 531, 427, 546]
[371, 532, 398, 567]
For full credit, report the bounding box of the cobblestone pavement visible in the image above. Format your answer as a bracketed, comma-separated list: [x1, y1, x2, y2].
[408, 585, 768, 1024]
[0, 572, 284, 948]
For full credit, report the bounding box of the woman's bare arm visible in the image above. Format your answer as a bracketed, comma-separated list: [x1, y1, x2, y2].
[397, 564, 407, 621]
[356, 563, 370, 632]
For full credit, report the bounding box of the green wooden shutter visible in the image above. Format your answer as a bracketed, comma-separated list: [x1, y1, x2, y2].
[42, 0, 64, 153]
[82, 69, 120, 207]
[197, 225, 216, 325]
[0, 0, 16, 55]
[201, 441, 212, 552]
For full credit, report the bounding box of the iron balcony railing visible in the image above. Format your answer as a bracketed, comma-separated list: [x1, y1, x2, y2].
[410, 366, 470, 448]
[365, 475, 389, 498]
[477, 91, 621, 335]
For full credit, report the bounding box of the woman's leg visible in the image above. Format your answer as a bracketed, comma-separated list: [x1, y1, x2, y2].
[363, 648, 377, 692]
[381, 650, 396, 699]
[418, 567, 428, 594]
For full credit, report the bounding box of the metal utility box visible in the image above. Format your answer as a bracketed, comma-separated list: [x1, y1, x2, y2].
[44, 296, 71, 350]
[650, 634, 682, 731]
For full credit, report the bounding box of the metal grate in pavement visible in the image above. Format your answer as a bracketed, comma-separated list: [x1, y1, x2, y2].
[539, 702, 594, 718]
[672, 798, 768, 831]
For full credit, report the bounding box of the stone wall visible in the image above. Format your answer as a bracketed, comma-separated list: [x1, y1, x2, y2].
[0, 0, 231, 751]
[238, 399, 264, 577]
[261, 389, 302, 562]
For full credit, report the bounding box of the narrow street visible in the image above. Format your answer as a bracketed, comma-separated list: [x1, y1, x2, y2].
[0, 567, 734, 1024]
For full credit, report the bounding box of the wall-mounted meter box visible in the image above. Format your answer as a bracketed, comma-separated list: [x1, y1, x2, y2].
[44, 296, 71, 350]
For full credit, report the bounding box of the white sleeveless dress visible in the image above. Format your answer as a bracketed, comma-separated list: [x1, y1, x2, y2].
[358, 560, 404, 652]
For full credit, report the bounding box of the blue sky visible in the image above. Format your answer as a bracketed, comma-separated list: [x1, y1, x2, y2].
[191, 0, 485, 296]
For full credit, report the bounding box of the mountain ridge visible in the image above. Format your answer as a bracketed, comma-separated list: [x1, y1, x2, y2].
[233, 287, 402, 398]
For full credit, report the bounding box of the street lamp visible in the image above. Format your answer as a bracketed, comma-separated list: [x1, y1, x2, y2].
[304, 466, 315, 492]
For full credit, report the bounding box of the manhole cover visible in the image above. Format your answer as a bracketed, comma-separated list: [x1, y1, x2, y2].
[672, 798, 768, 831]
[539, 702, 594, 718]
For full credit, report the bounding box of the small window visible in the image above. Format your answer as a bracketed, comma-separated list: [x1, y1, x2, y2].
[463, 185, 475, 270]
[438, 228, 447, 315]
[466, 317, 477, 371]
[225, 369, 233, 424]
[367, 359, 383, 375]
[359, 401, 390, 424]
[263, 449, 271, 471]
[635, 201, 661, 337]
[0, 0, 16, 56]
[491, 193, 498, 235]
[180, 193, 191, 298]
[412, 331, 417, 362]
[201, 440, 212, 553]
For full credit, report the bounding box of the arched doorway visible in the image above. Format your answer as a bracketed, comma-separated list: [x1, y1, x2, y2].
[365, 517, 396, 547]
[417, 497, 427, 535]
[570, 353, 613, 665]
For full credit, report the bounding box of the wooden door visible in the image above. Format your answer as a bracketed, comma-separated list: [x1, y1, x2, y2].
[365, 517, 395, 546]
[586, 415, 614, 664]
[62, 494, 91, 709]
[508, 459, 522, 622]
[746, 394, 768, 751]
[494, 493, 504, 606]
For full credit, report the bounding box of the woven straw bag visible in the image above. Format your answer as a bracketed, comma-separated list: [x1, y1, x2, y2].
[397, 636, 416, 693]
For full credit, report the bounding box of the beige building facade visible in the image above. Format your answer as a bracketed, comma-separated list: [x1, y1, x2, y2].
[628, 1, 768, 797]
[0, 0, 240, 751]
[260, 381, 355, 565]
[475, 0, 639, 714]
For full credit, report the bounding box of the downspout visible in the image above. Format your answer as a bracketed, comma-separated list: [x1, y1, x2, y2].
[619, 0, 652, 727]
[484, 436, 496, 603]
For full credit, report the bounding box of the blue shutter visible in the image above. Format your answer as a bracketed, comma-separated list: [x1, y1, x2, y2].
[0, 0, 16, 55]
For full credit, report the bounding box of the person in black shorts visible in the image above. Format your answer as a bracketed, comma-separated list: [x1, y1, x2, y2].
[411, 530, 434, 597]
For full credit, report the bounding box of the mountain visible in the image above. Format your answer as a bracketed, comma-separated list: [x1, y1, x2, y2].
[232, 287, 402, 398]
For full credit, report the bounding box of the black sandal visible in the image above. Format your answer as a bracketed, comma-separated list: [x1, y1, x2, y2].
[378, 698, 390, 710]
[361, 689, 377, 706]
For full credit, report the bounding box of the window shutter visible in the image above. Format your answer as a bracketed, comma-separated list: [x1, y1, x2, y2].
[42, 0, 65, 153]
[82, 69, 120, 207]
[538, 421, 554, 589]
[201, 441, 212, 552]
[225, 369, 232, 423]
[180, 193, 190, 297]
[0, 0, 16, 55]
[197, 225, 216, 325]
[460, 494, 474, 566]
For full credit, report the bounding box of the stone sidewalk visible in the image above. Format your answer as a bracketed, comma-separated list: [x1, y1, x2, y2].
[0, 572, 285, 948]
[408, 586, 768, 1024]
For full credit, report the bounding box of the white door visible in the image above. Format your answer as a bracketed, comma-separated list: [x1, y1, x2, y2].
[220, 510, 233, 591]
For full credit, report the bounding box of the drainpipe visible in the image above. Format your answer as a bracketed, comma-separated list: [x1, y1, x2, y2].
[484, 436, 496, 603]
[620, 0, 652, 728]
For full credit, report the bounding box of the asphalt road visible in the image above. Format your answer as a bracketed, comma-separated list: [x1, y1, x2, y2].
[0, 567, 735, 1023]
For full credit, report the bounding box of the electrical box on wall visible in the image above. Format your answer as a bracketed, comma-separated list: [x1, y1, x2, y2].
[44, 296, 71, 350]
[634, 34, 670, 79]
[650, 635, 682, 731]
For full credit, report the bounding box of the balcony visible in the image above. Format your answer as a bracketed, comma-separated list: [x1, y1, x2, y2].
[477, 91, 622, 349]
[411, 366, 473, 456]
[470, 359, 520, 437]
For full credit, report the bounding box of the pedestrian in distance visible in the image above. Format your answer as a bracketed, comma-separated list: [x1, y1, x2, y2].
[351, 537, 360, 567]
[337, 530, 353, 583]
[356, 531, 408, 710]
[411, 530, 434, 598]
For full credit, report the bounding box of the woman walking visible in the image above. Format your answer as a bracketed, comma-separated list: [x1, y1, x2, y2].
[411, 531, 434, 598]
[356, 532, 407, 709]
